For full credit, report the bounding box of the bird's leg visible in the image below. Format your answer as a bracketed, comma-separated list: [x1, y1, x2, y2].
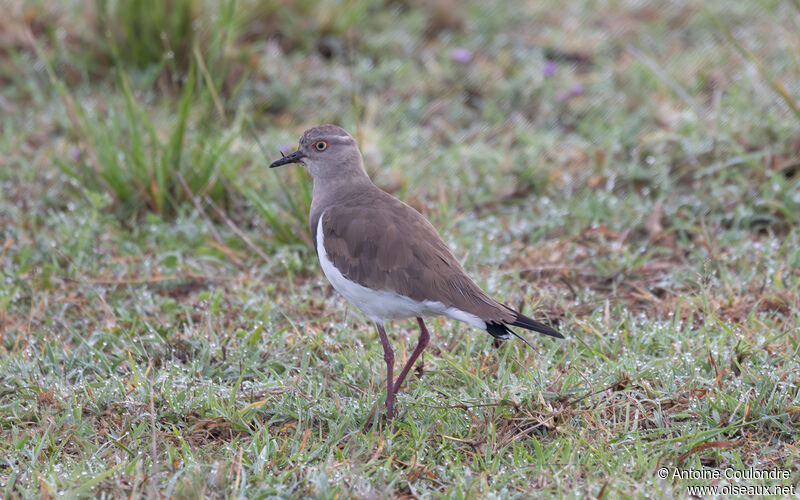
[392, 317, 430, 395]
[376, 322, 395, 420]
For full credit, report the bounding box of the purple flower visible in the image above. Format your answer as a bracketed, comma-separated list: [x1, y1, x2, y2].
[450, 47, 473, 64]
[556, 83, 585, 102]
[279, 143, 295, 154]
[71, 147, 81, 161]
[544, 60, 556, 77]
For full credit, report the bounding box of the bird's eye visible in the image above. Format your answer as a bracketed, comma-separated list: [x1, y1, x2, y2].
[314, 141, 328, 151]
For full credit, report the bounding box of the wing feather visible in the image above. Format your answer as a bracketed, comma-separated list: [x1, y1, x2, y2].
[320, 191, 516, 324]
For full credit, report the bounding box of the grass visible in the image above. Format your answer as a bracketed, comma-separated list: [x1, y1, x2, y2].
[1, 0, 799, 497]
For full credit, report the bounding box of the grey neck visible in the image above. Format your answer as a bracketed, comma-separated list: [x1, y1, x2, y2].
[309, 173, 375, 240]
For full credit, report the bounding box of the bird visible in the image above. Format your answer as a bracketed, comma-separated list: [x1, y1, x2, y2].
[270, 124, 562, 420]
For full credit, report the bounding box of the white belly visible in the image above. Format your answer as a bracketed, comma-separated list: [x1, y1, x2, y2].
[316, 212, 487, 329]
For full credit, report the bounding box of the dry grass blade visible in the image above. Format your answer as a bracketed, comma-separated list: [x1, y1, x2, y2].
[677, 440, 740, 466]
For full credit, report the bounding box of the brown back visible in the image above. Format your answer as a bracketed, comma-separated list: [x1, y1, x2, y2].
[318, 188, 517, 324]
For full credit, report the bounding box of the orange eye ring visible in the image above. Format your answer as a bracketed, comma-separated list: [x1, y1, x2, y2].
[314, 141, 329, 151]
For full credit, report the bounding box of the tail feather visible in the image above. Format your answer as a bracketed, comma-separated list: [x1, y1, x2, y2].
[484, 311, 562, 349]
[511, 312, 563, 339]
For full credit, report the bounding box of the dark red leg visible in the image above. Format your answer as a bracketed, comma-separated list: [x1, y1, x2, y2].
[376, 322, 395, 420]
[392, 317, 430, 394]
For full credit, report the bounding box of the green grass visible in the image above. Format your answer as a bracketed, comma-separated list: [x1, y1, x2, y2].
[1, 0, 799, 497]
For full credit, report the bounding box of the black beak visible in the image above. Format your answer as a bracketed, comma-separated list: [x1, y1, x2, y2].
[269, 149, 305, 168]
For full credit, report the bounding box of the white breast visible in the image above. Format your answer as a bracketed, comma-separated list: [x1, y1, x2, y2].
[316, 211, 487, 329]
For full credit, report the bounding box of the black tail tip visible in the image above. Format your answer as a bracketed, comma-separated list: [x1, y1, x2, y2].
[485, 314, 563, 351]
[511, 312, 563, 339]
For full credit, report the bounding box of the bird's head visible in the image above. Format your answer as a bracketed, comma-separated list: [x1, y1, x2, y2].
[270, 124, 364, 181]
